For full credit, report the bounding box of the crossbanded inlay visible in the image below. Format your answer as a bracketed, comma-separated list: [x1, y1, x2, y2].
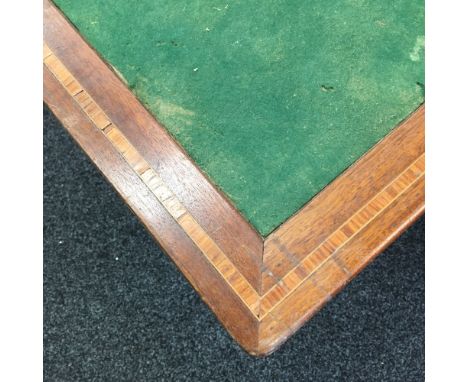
[43, 43, 261, 316]
[44, 43, 425, 322]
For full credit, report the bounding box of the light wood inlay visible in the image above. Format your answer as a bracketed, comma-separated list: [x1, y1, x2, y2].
[43, 44, 261, 316]
[43, 3, 425, 352]
[44, 42, 425, 322]
[261, 106, 425, 293]
[258, 154, 424, 318]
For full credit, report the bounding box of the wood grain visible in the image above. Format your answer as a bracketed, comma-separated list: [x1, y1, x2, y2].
[262, 106, 425, 292]
[258, 174, 424, 355]
[44, 0, 425, 356]
[44, 45, 261, 315]
[44, 0, 265, 293]
[44, 61, 262, 353]
[259, 154, 424, 318]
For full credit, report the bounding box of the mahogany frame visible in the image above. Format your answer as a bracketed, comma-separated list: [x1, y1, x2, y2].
[43, 0, 425, 356]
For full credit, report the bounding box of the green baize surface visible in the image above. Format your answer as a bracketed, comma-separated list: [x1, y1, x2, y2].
[54, 0, 425, 235]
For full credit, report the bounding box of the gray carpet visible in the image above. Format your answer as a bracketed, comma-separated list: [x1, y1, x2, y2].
[43, 106, 424, 381]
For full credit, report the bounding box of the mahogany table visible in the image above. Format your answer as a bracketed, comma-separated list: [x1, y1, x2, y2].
[43, 0, 424, 355]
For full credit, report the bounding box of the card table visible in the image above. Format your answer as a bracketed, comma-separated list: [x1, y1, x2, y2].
[43, 0, 424, 355]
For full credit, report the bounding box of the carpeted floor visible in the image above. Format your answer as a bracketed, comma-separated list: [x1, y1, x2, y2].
[43, 106, 424, 381]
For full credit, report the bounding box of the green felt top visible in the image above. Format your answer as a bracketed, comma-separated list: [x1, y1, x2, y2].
[54, 0, 424, 236]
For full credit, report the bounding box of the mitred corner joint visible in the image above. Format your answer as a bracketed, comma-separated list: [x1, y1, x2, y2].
[44, 0, 425, 356]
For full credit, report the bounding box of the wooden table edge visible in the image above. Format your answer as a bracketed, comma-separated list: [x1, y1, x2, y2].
[43, 0, 425, 356]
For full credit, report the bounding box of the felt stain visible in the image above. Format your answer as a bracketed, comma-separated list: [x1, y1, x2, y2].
[320, 85, 335, 93]
[213, 4, 229, 11]
[376, 20, 386, 27]
[409, 36, 425, 62]
[154, 98, 195, 125]
[155, 40, 181, 47]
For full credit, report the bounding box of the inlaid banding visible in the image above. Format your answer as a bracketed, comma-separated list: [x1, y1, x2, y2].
[44, 44, 261, 316]
[258, 154, 425, 318]
[44, 43, 424, 323]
